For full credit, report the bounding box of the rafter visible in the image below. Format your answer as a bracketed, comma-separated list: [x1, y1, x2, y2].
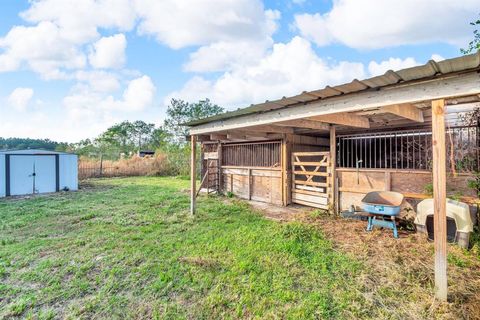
[274, 119, 330, 131]
[381, 104, 424, 122]
[309, 113, 370, 128]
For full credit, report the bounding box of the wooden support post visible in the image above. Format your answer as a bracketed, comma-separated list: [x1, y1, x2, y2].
[206, 162, 209, 195]
[329, 126, 336, 214]
[248, 168, 252, 200]
[432, 99, 447, 301]
[384, 172, 391, 191]
[282, 134, 293, 206]
[190, 135, 197, 215]
[217, 143, 223, 194]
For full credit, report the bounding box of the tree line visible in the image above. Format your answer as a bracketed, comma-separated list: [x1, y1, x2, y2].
[1, 99, 224, 160]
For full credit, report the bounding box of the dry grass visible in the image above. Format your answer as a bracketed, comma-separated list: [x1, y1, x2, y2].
[297, 214, 480, 319]
[247, 200, 480, 318]
[78, 153, 189, 179]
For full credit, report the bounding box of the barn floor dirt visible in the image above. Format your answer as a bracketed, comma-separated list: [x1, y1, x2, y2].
[247, 200, 480, 320]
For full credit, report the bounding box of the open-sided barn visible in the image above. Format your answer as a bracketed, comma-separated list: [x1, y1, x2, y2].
[187, 52, 480, 301]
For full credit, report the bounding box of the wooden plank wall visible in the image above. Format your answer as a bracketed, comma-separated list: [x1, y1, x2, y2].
[337, 168, 476, 213]
[221, 167, 283, 205]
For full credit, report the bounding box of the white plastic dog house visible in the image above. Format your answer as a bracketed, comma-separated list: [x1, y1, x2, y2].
[415, 198, 474, 248]
[0, 149, 78, 197]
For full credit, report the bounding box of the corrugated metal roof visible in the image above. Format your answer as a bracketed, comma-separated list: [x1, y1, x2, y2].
[0, 149, 75, 155]
[186, 52, 480, 127]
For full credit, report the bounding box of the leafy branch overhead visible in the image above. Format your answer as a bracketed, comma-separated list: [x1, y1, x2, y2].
[163, 98, 224, 143]
[461, 14, 480, 54]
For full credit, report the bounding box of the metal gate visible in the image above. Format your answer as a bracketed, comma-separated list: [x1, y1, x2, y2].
[291, 152, 330, 210]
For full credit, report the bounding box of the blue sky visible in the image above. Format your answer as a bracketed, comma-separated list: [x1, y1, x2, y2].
[0, 0, 477, 142]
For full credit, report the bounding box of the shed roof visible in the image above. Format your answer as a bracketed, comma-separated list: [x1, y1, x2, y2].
[0, 149, 75, 155]
[186, 52, 480, 127]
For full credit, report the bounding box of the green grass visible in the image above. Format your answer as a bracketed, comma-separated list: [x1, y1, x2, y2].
[0, 177, 368, 319]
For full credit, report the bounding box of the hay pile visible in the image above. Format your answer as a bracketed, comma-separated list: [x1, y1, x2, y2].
[305, 216, 480, 319]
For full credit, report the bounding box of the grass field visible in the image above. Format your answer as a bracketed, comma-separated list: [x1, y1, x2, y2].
[0, 177, 479, 319]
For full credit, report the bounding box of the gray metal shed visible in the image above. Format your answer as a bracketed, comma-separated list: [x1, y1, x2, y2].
[0, 149, 78, 197]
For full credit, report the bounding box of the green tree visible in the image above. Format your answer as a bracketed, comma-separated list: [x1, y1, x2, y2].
[131, 120, 155, 150]
[164, 99, 224, 143]
[461, 14, 480, 54]
[96, 121, 134, 155]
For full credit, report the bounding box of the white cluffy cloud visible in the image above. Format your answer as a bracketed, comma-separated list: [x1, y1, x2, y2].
[294, 0, 479, 49]
[88, 34, 127, 69]
[0, 0, 279, 78]
[8, 87, 34, 111]
[64, 75, 156, 113]
[368, 57, 419, 76]
[135, 0, 279, 49]
[167, 36, 366, 108]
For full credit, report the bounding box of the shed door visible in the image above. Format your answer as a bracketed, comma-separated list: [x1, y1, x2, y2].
[9, 155, 57, 196]
[34, 156, 56, 193]
[9, 156, 35, 196]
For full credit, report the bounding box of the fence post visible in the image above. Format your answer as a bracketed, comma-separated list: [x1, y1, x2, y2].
[99, 154, 103, 177]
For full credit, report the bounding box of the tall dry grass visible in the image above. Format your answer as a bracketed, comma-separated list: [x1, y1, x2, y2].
[79, 150, 191, 180]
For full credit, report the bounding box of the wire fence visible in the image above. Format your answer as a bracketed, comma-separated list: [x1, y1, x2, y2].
[78, 152, 192, 180]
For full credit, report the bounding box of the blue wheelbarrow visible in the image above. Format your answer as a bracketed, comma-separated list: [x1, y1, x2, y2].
[361, 191, 404, 238]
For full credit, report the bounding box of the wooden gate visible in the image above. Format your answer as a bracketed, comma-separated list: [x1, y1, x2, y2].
[291, 152, 330, 210]
[198, 151, 219, 195]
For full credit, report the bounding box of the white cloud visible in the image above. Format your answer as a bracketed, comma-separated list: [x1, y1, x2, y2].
[294, 13, 332, 46]
[431, 54, 445, 62]
[368, 57, 419, 76]
[88, 34, 127, 69]
[294, 0, 479, 49]
[184, 39, 272, 73]
[0, 21, 86, 79]
[183, 8, 280, 73]
[64, 75, 156, 113]
[0, 0, 135, 78]
[167, 37, 365, 108]
[20, 0, 137, 44]
[134, 0, 279, 49]
[8, 87, 34, 111]
[121, 75, 156, 111]
[74, 70, 121, 93]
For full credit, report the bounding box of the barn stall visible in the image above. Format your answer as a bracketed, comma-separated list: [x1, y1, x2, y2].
[0, 149, 78, 197]
[187, 52, 480, 301]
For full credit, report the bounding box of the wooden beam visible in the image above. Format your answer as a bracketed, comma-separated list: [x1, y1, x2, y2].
[291, 135, 329, 147]
[309, 113, 370, 128]
[382, 104, 424, 122]
[432, 98, 447, 301]
[190, 135, 197, 215]
[248, 125, 295, 134]
[210, 134, 227, 140]
[329, 126, 336, 214]
[275, 119, 330, 131]
[190, 72, 480, 135]
[226, 131, 270, 140]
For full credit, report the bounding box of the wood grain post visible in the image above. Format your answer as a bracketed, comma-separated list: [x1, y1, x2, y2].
[217, 143, 223, 194]
[282, 134, 293, 206]
[190, 135, 197, 215]
[248, 168, 252, 200]
[432, 99, 447, 301]
[329, 126, 337, 214]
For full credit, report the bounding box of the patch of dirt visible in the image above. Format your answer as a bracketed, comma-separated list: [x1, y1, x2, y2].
[247, 201, 311, 222]
[251, 201, 480, 320]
